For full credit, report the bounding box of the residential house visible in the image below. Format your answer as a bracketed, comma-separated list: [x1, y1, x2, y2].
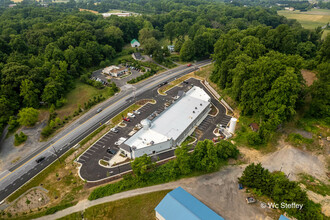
[168, 45, 175, 52]
[131, 39, 140, 48]
[132, 52, 143, 61]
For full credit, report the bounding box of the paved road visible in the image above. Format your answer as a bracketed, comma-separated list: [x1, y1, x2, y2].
[0, 60, 211, 202]
[78, 78, 231, 181]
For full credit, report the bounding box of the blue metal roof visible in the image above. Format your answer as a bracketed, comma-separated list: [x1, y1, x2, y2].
[155, 187, 224, 220]
[279, 215, 290, 220]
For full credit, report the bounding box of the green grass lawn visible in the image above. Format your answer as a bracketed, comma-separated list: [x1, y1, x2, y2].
[58, 190, 171, 220]
[56, 80, 114, 119]
[278, 9, 330, 39]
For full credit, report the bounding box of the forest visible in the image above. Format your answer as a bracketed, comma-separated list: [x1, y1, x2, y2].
[0, 0, 328, 140]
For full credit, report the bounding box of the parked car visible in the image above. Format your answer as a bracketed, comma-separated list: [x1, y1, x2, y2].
[107, 148, 117, 155]
[36, 157, 45, 163]
[96, 108, 102, 113]
[183, 81, 189, 84]
[127, 113, 136, 118]
[133, 110, 141, 115]
[246, 197, 257, 204]
[123, 117, 130, 122]
[110, 128, 119, 133]
[187, 63, 192, 67]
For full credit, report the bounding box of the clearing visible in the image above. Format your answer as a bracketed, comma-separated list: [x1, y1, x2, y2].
[278, 9, 330, 39]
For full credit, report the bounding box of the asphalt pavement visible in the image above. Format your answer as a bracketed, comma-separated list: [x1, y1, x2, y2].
[0, 60, 211, 202]
[78, 78, 232, 181]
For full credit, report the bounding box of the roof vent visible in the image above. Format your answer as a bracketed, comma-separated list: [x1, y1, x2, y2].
[195, 107, 197, 109]
[193, 111, 195, 113]
[200, 103, 202, 106]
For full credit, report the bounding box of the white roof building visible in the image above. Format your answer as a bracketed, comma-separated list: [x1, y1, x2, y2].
[120, 86, 211, 158]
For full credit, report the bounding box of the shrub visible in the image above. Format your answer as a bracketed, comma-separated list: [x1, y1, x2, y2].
[14, 132, 27, 146]
[17, 107, 39, 127]
[247, 132, 263, 146]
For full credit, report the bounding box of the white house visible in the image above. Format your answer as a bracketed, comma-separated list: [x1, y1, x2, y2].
[131, 39, 140, 48]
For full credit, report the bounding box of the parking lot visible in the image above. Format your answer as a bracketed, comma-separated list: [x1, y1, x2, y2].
[78, 78, 232, 181]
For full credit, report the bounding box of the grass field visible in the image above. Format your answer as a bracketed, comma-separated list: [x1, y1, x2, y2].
[278, 9, 330, 39]
[58, 190, 171, 220]
[56, 80, 114, 119]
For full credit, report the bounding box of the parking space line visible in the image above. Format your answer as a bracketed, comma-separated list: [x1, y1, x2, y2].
[84, 152, 92, 155]
[79, 159, 85, 162]
[81, 155, 89, 158]
[104, 156, 110, 160]
[88, 149, 95, 152]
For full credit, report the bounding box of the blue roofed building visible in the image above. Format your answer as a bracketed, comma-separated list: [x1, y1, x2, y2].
[155, 187, 224, 220]
[279, 215, 290, 220]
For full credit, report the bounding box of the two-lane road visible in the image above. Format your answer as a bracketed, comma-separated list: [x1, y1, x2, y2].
[0, 60, 212, 202]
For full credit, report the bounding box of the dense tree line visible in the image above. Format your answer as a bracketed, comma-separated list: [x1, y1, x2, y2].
[0, 1, 300, 132]
[210, 24, 329, 142]
[239, 163, 323, 219]
[0, 5, 144, 131]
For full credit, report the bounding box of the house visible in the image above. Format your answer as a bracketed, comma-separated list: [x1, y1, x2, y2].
[132, 52, 143, 61]
[102, 12, 131, 18]
[102, 65, 128, 77]
[131, 39, 140, 48]
[249, 123, 259, 132]
[155, 187, 224, 220]
[168, 45, 175, 52]
[8, 4, 17, 8]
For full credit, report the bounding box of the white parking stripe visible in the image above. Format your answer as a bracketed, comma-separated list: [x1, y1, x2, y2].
[84, 152, 92, 155]
[81, 155, 89, 158]
[89, 149, 95, 152]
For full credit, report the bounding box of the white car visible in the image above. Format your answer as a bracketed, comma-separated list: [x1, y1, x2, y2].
[110, 128, 119, 133]
[127, 113, 136, 118]
[133, 110, 141, 115]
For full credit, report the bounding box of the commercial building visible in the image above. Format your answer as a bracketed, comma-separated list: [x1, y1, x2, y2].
[119, 86, 211, 159]
[155, 187, 224, 220]
[102, 65, 128, 77]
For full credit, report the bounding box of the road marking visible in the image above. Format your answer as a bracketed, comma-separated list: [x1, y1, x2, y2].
[5, 189, 7, 192]
[13, 183, 16, 186]
[102, 145, 105, 148]
[88, 149, 95, 152]
[21, 178, 23, 180]
[84, 152, 92, 156]
[28, 173, 30, 175]
[104, 156, 110, 160]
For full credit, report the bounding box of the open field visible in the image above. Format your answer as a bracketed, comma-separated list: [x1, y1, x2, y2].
[56, 80, 113, 119]
[278, 9, 330, 39]
[58, 190, 171, 220]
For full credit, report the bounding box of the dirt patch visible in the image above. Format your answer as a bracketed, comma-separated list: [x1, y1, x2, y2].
[261, 145, 328, 181]
[301, 69, 317, 87]
[238, 146, 264, 164]
[6, 188, 50, 214]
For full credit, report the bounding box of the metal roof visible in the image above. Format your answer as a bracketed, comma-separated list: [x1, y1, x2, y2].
[155, 187, 224, 220]
[123, 86, 210, 150]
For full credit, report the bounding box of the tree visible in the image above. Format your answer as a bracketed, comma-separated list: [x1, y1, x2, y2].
[179, 39, 195, 61]
[20, 79, 40, 108]
[309, 63, 330, 118]
[192, 140, 219, 172]
[174, 144, 191, 175]
[164, 22, 176, 44]
[130, 154, 154, 180]
[143, 37, 161, 55]
[17, 107, 39, 127]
